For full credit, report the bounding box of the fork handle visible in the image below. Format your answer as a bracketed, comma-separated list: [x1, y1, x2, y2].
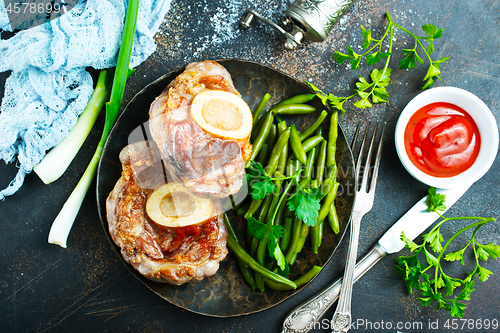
[281, 243, 387, 333]
[331, 212, 363, 333]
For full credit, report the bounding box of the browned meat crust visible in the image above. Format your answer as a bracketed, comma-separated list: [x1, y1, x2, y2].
[106, 141, 228, 285]
[148, 60, 252, 198]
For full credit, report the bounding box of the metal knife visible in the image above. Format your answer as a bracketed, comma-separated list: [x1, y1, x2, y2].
[281, 185, 471, 333]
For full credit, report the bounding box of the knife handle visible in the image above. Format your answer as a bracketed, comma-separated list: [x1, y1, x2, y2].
[281, 243, 387, 333]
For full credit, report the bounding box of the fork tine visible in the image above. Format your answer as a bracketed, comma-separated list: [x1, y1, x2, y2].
[351, 122, 362, 152]
[354, 123, 369, 187]
[368, 123, 386, 193]
[360, 122, 378, 192]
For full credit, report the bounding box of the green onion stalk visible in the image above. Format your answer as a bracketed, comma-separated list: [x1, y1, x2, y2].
[33, 70, 113, 184]
[48, 0, 140, 247]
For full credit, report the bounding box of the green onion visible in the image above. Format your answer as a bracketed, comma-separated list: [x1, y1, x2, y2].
[33, 70, 113, 184]
[48, 0, 140, 248]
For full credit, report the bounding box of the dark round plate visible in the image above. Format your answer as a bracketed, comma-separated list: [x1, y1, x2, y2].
[96, 59, 354, 317]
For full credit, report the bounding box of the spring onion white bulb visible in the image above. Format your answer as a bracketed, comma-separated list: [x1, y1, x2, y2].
[48, 0, 139, 247]
[48, 148, 101, 247]
[34, 70, 111, 184]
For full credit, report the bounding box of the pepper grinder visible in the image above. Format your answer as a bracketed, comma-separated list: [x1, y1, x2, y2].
[241, 0, 355, 50]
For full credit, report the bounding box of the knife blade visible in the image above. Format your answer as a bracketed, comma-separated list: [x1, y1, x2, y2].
[281, 185, 471, 333]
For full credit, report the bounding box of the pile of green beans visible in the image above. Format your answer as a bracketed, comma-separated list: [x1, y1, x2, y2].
[228, 93, 341, 291]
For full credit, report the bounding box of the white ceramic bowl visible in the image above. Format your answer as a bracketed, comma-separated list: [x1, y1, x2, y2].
[395, 86, 499, 189]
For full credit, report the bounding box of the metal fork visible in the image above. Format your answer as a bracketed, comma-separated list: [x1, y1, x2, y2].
[331, 122, 385, 333]
[281, 123, 385, 333]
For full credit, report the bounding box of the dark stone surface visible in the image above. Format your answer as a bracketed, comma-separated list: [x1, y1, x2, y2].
[1, 0, 499, 332]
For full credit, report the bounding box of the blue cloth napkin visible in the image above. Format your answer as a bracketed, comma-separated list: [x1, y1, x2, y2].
[0, 0, 171, 199]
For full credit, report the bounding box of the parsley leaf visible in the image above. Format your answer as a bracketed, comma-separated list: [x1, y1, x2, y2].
[401, 231, 420, 252]
[477, 242, 500, 260]
[424, 228, 444, 253]
[361, 25, 373, 49]
[450, 301, 466, 318]
[422, 23, 443, 40]
[396, 186, 498, 318]
[246, 161, 276, 200]
[247, 217, 289, 273]
[268, 227, 288, 273]
[287, 187, 323, 226]
[399, 48, 424, 69]
[329, 11, 449, 111]
[426, 187, 446, 212]
[247, 217, 266, 240]
[444, 248, 466, 265]
[333, 46, 360, 68]
[305, 81, 349, 113]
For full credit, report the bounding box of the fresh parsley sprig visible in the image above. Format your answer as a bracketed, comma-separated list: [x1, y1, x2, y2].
[307, 13, 449, 113]
[246, 161, 323, 226]
[287, 185, 323, 227]
[248, 216, 289, 275]
[245, 161, 324, 272]
[396, 187, 498, 318]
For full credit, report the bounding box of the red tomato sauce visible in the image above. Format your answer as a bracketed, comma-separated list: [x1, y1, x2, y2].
[404, 102, 481, 177]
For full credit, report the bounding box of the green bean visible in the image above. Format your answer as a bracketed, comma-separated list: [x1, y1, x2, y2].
[257, 124, 276, 165]
[275, 93, 316, 107]
[277, 120, 287, 133]
[276, 121, 289, 175]
[244, 198, 263, 221]
[253, 93, 271, 124]
[226, 189, 248, 212]
[251, 186, 275, 256]
[326, 111, 339, 168]
[255, 175, 283, 290]
[224, 216, 296, 289]
[311, 219, 323, 254]
[291, 159, 301, 180]
[310, 130, 326, 255]
[285, 217, 302, 264]
[236, 256, 257, 290]
[315, 137, 327, 185]
[277, 142, 289, 175]
[290, 125, 307, 165]
[256, 143, 269, 166]
[328, 204, 340, 234]
[224, 215, 256, 289]
[266, 128, 291, 176]
[257, 192, 274, 224]
[271, 103, 316, 115]
[265, 177, 284, 224]
[284, 202, 295, 219]
[304, 146, 317, 179]
[288, 252, 298, 266]
[279, 217, 293, 253]
[250, 114, 265, 142]
[264, 265, 322, 290]
[268, 124, 277, 148]
[325, 165, 337, 183]
[299, 177, 311, 188]
[318, 181, 340, 223]
[286, 158, 295, 178]
[255, 224, 272, 290]
[295, 223, 310, 253]
[250, 236, 259, 258]
[249, 112, 274, 161]
[237, 203, 251, 216]
[302, 135, 324, 153]
[275, 195, 288, 227]
[298, 110, 328, 141]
